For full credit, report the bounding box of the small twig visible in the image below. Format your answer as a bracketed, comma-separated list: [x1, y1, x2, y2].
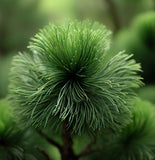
[78, 147, 104, 157]
[36, 129, 62, 151]
[77, 138, 104, 158]
[35, 146, 54, 160]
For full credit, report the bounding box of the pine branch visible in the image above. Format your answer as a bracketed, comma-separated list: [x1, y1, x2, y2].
[61, 121, 78, 160]
[35, 146, 54, 160]
[77, 136, 104, 157]
[0, 99, 36, 160]
[77, 140, 104, 158]
[104, 98, 155, 160]
[36, 129, 62, 151]
[9, 21, 142, 134]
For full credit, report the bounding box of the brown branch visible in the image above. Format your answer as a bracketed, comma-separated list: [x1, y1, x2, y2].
[35, 146, 54, 160]
[61, 121, 78, 160]
[77, 139, 104, 158]
[78, 146, 104, 158]
[36, 129, 62, 151]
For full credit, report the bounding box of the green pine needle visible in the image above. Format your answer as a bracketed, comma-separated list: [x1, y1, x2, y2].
[0, 99, 36, 160]
[9, 20, 142, 134]
[104, 98, 155, 160]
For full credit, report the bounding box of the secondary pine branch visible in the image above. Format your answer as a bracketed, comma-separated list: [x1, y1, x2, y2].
[78, 146, 104, 157]
[35, 146, 54, 160]
[36, 129, 62, 151]
[77, 140, 104, 158]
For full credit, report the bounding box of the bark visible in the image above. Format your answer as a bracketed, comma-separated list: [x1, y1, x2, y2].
[61, 121, 78, 160]
[37, 124, 103, 160]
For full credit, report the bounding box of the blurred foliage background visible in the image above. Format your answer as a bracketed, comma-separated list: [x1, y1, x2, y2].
[0, 0, 155, 159]
[0, 0, 155, 98]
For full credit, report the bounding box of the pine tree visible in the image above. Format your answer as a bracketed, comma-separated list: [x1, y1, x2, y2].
[8, 20, 147, 160]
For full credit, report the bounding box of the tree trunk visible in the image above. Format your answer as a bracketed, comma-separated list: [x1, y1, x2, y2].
[61, 121, 78, 160]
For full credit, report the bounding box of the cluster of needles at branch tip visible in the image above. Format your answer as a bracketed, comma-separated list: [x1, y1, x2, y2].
[104, 98, 155, 160]
[9, 20, 142, 134]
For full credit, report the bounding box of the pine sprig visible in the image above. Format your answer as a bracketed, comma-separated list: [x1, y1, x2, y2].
[9, 20, 142, 134]
[0, 99, 37, 160]
[104, 98, 155, 160]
